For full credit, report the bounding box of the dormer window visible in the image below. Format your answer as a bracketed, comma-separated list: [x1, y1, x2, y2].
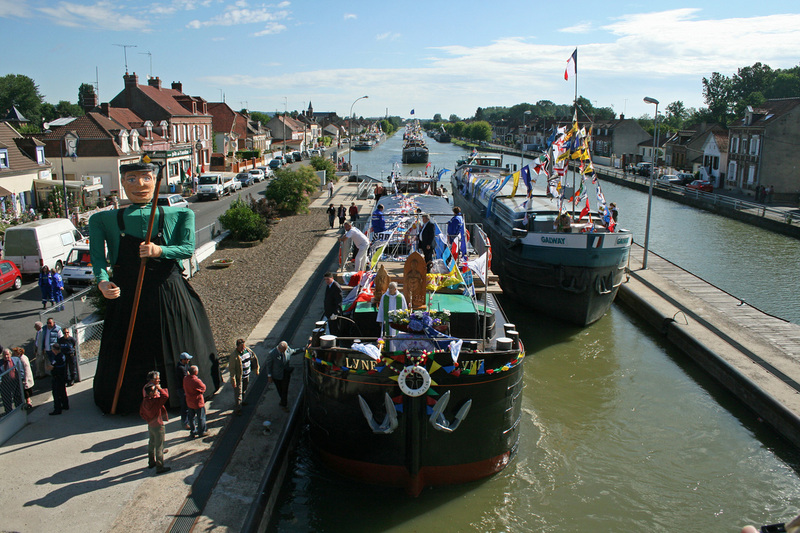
[36, 146, 45, 164]
[0, 149, 8, 169]
[131, 130, 140, 152]
[119, 130, 130, 153]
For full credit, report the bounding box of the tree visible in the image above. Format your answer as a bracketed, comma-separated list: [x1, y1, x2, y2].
[432, 113, 442, 122]
[449, 121, 467, 138]
[55, 100, 84, 117]
[78, 83, 95, 108]
[473, 107, 484, 121]
[466, 121, 492, 142]
[0, 74, 44, 126]
[264, 166, 320, 214]
[219, 197, 270, 242]
[309, 156, 337, 182]
[664, 101, 689, 129]
[250, 111, 271, 125]
[702, 71, 734, 125]
[448, 114, 460, 122]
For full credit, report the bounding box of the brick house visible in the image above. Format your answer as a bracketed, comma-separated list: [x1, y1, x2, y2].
[0, 121, 51, 214]
[727, 98, 800, 202]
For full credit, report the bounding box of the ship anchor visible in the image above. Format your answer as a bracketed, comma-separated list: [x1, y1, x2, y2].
[358, 393, 399, 434]
[429, 390, 472, 433]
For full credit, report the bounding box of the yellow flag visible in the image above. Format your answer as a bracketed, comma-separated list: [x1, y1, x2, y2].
[510, 170, 521, 196]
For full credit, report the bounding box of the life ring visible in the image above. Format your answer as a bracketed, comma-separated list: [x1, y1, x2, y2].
[398, 365, 431, 397]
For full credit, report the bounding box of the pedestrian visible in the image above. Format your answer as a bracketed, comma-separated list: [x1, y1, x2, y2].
[327, 179, 334, 199]
[447, 207, 464, 245]
[756, 185, 764, 203]
[175, 352, 192, 428]
[337, 204, 346, 227]
[12, 347, 34, 409]
[326, 203, 336, 229]
[609, 202, 619, 222]
[192, 174, 198, 194]
[89, 160, 221, 414]
[229, 339, 259, 415]
[50, 268, 65, 310]
[267, 341, 294, 412]
[183, 365, 207, 438]
[46, 343, 69, 415]
[323, 272, 342, 336]
[374, 183, 383, 203]
[39, 265, 52, 309]
[339, 222, 370, 272]
[40, 318, 62, 361]
[140, 381, 171, 474]
[58, 327, 78, 385]
[1, 348, 24, 413]
[32, 321, 47, 378]
[349, 202, 359, 222]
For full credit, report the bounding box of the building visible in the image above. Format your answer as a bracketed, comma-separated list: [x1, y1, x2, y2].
[109, 73, 212, 188]
[727, 98, 800, 202]
[265, 114, 308, 154]
[0, 121, 52, 215]
[662, 123, 723, 173]
[589, 116, 650, 169]
[699, 130, 729, 189]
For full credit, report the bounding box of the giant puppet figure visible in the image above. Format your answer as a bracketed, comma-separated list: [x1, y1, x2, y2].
[89, 162, 221, 414]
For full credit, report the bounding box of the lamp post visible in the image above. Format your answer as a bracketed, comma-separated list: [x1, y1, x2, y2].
[283, 97, 287, 158]
[642, 96, 659, 269]
[520, 110, 531, 170]
[348, 95, 368, 172]
[60, 131, 79, 220]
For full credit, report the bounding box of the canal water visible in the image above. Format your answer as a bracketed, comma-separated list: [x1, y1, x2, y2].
[270, 134, 800, 531]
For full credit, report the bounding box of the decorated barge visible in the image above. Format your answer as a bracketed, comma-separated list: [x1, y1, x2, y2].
[304, 191, 526, 496]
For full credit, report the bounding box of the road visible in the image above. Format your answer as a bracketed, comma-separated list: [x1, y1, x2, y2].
[0, 170, 284, 355]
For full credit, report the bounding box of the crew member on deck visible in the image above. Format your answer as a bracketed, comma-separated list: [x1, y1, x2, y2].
[371, 204, 386, 237]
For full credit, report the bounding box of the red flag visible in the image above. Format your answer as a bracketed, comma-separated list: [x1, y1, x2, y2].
[579, 198, 590, 220]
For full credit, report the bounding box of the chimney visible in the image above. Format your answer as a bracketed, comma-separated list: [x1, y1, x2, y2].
[148, 76, 162, 89]
[100, 102, 110, 116]
[81, 92, 98, 113]
[171, 81, 182, 93]
[123, 72, 138, 109]
[619, 113, 625, 120]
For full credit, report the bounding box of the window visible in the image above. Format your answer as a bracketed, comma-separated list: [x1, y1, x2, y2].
[731, 136, 740, 153]
[750, 135, 760, 155]
[727, 161, 736, 182]
[36, 146, 45, 163]
[747, 166, 756, 185]
[0, 149, 8, 168]
[60, 232, 74, 247]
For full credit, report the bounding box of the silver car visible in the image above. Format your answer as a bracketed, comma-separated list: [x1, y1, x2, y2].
[157, 194, 189, 209]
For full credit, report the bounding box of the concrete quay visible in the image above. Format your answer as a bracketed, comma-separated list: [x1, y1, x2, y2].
[618, 244, 800, 448]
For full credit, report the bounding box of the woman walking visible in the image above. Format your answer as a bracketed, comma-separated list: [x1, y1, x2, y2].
[337, 204, 346, 227]
[326, 204, 336, 229]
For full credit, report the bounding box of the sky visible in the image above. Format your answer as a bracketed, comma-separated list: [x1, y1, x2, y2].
[1, 0, 799, 121]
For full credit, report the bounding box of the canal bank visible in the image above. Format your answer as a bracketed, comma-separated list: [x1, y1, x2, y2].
[618, 244, 800, 449]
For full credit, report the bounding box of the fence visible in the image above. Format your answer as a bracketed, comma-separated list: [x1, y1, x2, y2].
[0, 361, 27, 444]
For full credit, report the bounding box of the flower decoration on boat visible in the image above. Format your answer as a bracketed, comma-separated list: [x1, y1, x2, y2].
[387, 309, 450, 332]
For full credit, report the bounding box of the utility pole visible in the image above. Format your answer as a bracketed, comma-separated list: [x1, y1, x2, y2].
[113, 44, 137, 72]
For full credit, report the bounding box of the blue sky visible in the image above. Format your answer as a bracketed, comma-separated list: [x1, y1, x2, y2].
[1, 0, 799, 121]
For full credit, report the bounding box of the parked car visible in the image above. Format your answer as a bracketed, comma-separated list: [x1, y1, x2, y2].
[0, 259, 23, 293]
[301, 150, 310, 159]
[231, 178, 243, 191]
[687, 180, 713, 193]
[157, 193, 189, 209]
[310, 149, 321, 157]
[237, 172, 254, 187]
[268, 158, 283, 170]
[676, 172, 695, 185]
[197, 173, 229, 200]
[657, 174, 682, 185]
[291, 151, 302, 162]
[263, 168, 275, 180]
[635, 162, 653, 176]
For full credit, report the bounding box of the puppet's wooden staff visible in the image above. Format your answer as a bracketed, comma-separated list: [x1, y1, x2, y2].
[111, 162, 165, 414]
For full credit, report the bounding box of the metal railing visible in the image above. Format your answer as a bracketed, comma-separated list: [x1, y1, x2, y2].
[0, 364, 26, 417]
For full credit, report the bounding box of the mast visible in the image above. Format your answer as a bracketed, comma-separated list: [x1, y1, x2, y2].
[571, 47, 578, 221]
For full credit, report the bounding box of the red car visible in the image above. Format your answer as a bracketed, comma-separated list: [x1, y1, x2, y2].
[687, 180, 713, 193]
[0, 259, 22, 293]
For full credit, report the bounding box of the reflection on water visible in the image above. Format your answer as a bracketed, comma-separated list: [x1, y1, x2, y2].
[270, 136, 800, 531]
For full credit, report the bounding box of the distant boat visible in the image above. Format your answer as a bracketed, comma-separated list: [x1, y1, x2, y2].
[434, 126, 451, 143]
[451, 152, 632, 326]
[352, 138, 375, 151]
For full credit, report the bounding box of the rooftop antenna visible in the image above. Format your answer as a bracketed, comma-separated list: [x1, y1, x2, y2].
[113, 43, 137, 73]
[139, 50, 152, 78]
[240, 101, 248, 112]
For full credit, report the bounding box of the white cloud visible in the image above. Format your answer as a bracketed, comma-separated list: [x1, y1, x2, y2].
[187, 4, 289, 29]
[37, 1, 150, 31]
[253, 22, 286, 36]
[559, 21, 593, 34]
[0, 0, 29, 17]
[343, 13, 356, 20]
[376, 32, 401, 41]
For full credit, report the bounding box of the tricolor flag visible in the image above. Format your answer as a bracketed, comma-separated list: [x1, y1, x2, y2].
[564, 48, 577, 80]
[410, 109, 415, 115]
[579, 197, 591, 220]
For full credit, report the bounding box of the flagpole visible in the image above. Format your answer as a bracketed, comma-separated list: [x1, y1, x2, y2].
[572, 47, 578, 222]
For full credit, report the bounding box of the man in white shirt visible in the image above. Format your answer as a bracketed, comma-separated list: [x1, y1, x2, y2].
[339, 222, 370, 272]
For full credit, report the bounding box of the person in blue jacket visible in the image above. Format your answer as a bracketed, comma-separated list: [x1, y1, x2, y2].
[50, 269, 65, 310]
[39, 266, 52, 309]
[371, 204, 386, 236]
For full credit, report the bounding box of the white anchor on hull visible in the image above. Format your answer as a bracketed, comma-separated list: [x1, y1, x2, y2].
[358, 393, 399, 434]
[429, 390, 472, 433]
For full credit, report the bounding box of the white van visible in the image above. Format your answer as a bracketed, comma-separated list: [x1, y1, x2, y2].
[2, 219, 84, 274]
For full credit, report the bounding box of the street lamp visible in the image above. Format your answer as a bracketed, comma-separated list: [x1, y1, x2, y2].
[283, 97, 288, 157]
[642, 96, 659, 269]
[348, 95, 368, 172]
[520, 110, 531, 170]
[60, 131, 79, 220]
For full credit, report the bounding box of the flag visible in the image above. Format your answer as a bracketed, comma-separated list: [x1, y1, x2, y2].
[410, 109, 415, 115]
[436, 168, 450, 181]
[509, 170, 521, 197]
[521, 165, 532, 194]
[564, 48, 577, 80]
[467, 253, 488, 284]
[579, 198, 590, 220]
[180, 167, 188, 184]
